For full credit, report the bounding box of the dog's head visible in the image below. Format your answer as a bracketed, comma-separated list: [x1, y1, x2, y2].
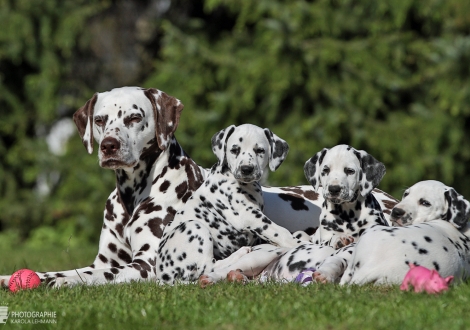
[390, 180, 470, 229]
[73, 87, 183, 169]
[304, 144, 386, 204]
[211, 124, 289, 183]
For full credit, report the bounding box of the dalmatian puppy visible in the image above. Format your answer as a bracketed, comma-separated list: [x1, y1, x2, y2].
[156, 124, 305, 284]
[0, 87, 206, 287]
[198, 145, 395, 285]
[305, 144, 390, 247]
[339, 180, 470, 285]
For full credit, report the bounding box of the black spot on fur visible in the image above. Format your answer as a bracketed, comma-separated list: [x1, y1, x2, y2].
[110, 268, 120, 275]
[288, 261, 307, 273]
[104, 272, 114, 281]
[108, 243, 117, 253]
[278, 193, 309, 211]
[118, 249, 133, 263]
[99, 254, 108, 264]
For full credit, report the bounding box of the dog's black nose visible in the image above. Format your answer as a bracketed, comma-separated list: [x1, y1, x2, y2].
[328, 185, 341, 196]
[101, 137, 121, 155]
[391, 208, 406, 219]
[240, 165, 254, 175]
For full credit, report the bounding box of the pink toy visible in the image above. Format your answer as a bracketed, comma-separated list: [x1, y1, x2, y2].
[8, 269, 41, 292]
[400, 264, 453, 294]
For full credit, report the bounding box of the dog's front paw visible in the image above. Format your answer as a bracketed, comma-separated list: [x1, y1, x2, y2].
[0, 276, 10, 288]
[313, 271, 330, 284]
[52, 277, 69, 289]
[334, 235, 355, 249]
[198, 275, 215, 288]
[52, 275, 87, 288]
[227, 269, 248, 284]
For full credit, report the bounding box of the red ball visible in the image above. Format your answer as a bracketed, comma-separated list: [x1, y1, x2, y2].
[9, 269, 41, 292]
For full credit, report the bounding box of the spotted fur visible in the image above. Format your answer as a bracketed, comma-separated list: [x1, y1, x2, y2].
[304, 144, 390, 248]
[156, 124, 304, 284]
[0, 87, 206, 288]
[339, 180, 470, 285]
[198, 145, 396, 285]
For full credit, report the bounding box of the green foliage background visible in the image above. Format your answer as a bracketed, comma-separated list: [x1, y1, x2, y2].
[1, 0, 470, 245]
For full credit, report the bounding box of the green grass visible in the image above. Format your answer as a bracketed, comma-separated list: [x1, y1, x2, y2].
[1, 246, 470, 329]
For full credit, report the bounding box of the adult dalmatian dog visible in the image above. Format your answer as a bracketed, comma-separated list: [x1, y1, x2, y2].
[1, 86, 206, 287]
[199, 145, 394, 285]
[338, 180, 470, 285]
[156, 124, 305, 284]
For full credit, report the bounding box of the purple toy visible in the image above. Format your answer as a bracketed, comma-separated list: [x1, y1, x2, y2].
[400, 264, 453, 294]
[294, 268, 316, 286]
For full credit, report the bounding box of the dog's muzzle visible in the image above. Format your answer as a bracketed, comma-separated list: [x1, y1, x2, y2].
[99, 136, 135, 169]
[234, 165, 261, 183]
[324, 185, 356, 204]
[390, 207, 411, 227]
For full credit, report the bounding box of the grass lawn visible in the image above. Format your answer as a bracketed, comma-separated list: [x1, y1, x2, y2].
[1, 245, 470, 329]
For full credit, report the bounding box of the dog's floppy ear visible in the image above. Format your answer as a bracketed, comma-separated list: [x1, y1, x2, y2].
[353, 149, 386, 197]
[211, 125, 236, 165]
[304, 148, 328, 192]
[73, 93, 98, 154]
[264, 128, 289, 171]
[144, 88, 184, 150]
[444, 187, 470, 230]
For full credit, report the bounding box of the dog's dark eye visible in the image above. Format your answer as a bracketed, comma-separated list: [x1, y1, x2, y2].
[94, 117, 104, 126]
[255, 148, 265, 155]
[403, 191, 409, 198]
[230, 147, 240, 155]
[419, 199, 431, 207]
[344, 168, 355, 175]
[322, 167, 330, 175]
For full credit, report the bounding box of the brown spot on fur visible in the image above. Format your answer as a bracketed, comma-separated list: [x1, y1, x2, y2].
[127, 199, 163, 228]
[140, 138, 162, 160]
[115, 223, 124, 237]
[279, 187, 319, 201]
[147, 218, 164, 238]
[383, 200, 398, 211]
[373, 188, 399, 202]
[186, 160, 205, 191]
[175, 181, 189, 200]
[163, 207, 177, 226]
[160, 180, 171, 192]
[105, 199, 115, 221]
[143, 88, 183, 151]
[73, 93, 98, 149]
